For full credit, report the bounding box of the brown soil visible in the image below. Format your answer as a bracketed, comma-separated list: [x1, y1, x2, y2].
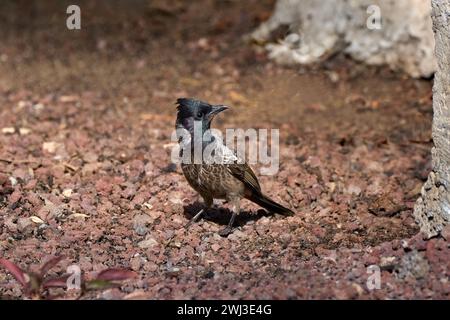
[0, 0, 448, 299]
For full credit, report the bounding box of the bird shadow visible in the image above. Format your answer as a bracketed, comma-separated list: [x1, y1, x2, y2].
[183, 201, 272, 228]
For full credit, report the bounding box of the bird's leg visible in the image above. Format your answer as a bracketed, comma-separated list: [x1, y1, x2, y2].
[184, 208, 204, 229]
[185, 195, 212, 229]
[219, 198, 240, 237]
[218, 212, 236, 237]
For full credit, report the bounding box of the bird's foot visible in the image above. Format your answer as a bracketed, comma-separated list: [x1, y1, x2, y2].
[184, 220, 194, 230]
[218, 226, 233, 237]
[184, 218, 200, 230]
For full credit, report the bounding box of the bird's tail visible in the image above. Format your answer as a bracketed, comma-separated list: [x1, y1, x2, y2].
[248, 192, 294, 216]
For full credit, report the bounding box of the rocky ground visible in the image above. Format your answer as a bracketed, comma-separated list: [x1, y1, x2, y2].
[0, 0, 448, 299]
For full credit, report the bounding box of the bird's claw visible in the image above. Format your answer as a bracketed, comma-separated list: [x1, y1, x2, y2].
[218, 227, 233, 237]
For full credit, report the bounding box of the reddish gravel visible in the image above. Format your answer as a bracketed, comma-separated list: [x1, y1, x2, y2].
[0, 0, 448, 299]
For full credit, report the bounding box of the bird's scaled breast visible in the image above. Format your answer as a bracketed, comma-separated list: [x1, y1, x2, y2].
[181, 163, 244, 199]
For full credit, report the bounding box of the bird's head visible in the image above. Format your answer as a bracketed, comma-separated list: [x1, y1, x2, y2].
[175, 98, 228, 132]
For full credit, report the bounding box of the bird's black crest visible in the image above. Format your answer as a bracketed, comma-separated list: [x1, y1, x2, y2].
[176, 98, 204, 109]
[176, 98, 211, 119]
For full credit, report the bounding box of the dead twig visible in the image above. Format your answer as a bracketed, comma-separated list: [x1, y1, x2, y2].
[0, 158, 40, 164]
[63, 162, 78, 172]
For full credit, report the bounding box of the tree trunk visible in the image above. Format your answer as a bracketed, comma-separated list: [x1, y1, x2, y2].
[251, 0, 435, 78]
[414, 0, 450, 238]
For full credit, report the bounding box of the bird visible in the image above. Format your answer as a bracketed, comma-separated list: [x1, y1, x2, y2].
[175, 98, 294, 236]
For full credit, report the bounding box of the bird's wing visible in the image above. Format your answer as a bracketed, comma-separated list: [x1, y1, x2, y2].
[213, 136, 261, 193]
[227, 162, 261, 193]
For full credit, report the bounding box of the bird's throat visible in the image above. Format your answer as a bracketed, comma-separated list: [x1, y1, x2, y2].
[176, 118, 213, 151]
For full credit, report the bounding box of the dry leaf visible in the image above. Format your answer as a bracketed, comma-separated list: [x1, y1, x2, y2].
[30, 216, 45, 224]
[2, 127, 15, 134]
[62, 189, 73, 197]
[19, 128, 31, 135]
[59, 95, 78, 103]
[68, 213, 90, 219]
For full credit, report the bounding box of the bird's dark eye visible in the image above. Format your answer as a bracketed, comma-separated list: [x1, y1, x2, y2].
[197, 111, 203, 118]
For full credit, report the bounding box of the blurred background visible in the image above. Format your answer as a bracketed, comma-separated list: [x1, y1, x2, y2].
[0, 0, 432, 133]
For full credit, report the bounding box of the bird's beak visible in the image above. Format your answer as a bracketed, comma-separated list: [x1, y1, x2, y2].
[209, 105, 229, 118]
